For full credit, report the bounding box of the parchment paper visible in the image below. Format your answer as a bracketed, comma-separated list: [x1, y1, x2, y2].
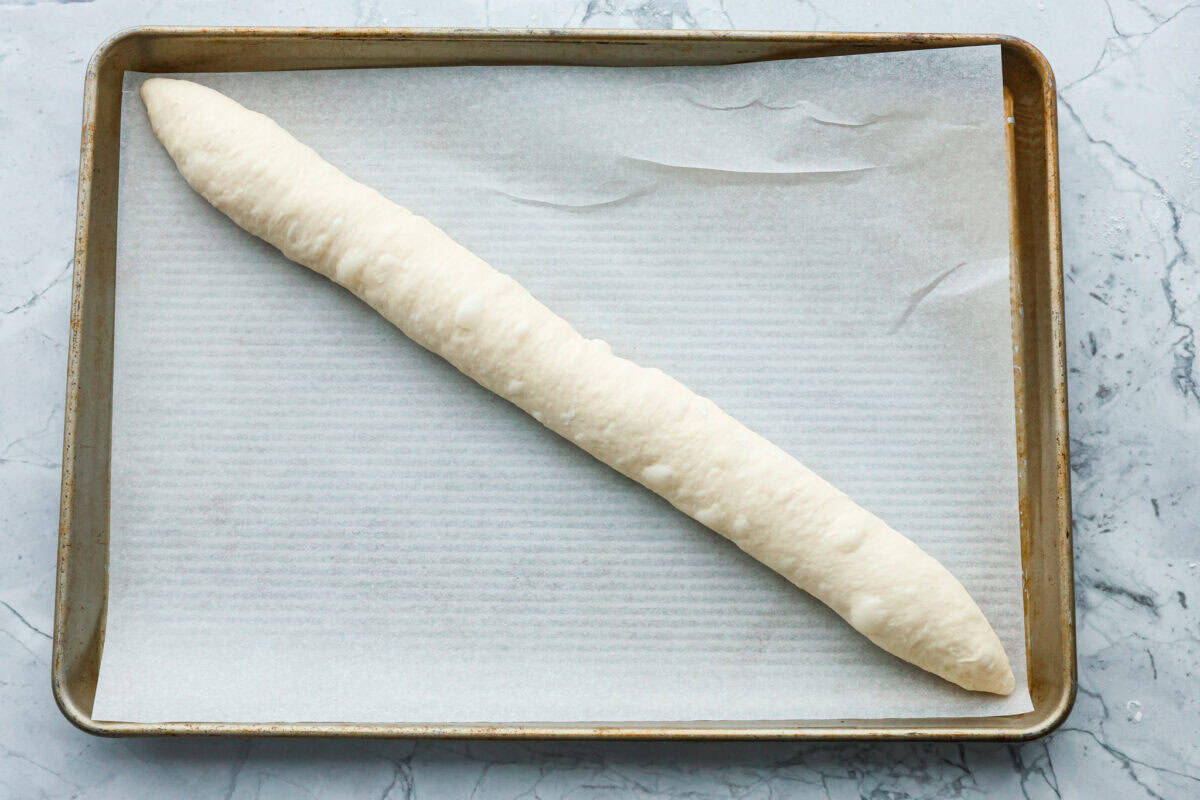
[93, 45, 1031, 723]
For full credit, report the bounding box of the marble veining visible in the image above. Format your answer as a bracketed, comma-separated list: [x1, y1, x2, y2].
[1, 0, 1197, 797]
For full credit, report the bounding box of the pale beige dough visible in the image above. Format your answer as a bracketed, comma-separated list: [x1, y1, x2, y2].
[141, 78, 1015, 695]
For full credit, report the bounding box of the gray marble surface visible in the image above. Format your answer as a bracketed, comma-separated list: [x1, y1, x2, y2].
[1, 0, 1196, 797]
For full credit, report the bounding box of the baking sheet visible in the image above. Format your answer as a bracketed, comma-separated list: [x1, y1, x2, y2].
[93, 45, 1031, 723]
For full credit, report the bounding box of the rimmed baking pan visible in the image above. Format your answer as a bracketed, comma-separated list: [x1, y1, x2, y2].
[55, 26, 1073, 739]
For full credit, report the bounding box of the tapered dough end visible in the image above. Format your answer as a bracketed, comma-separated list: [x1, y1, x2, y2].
[902, 597, 1015, 696]
[934, 598, 1015, 695]
[141, 78, 243, 162]
[139, 76, 171, 106]
[141, 76, 217, 116]
[140, 77, 279, 171]
[946, 634, 1015, 695]
[872, 608, 1015, 695]
[939, 613, 1015, 695]
[835, 521, 1016, 696]
[140, 78, 219, 176]
[140, 77, 197, 127]
[986, 667, 1017, 696]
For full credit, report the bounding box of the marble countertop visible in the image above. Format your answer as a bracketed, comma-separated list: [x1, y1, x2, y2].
[2, 0, 1196, 797]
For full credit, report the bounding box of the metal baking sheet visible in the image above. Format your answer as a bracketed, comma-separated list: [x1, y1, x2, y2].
[55, 27, 1074, 740]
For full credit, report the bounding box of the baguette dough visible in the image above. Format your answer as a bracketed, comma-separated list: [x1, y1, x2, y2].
[141, 77, 1015, 695]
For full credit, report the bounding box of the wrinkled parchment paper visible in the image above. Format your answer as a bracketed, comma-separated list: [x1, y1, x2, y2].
[93, 45, 1031, 722]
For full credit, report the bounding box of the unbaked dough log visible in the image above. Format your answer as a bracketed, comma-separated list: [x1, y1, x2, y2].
[141, 78, 1015, 695]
